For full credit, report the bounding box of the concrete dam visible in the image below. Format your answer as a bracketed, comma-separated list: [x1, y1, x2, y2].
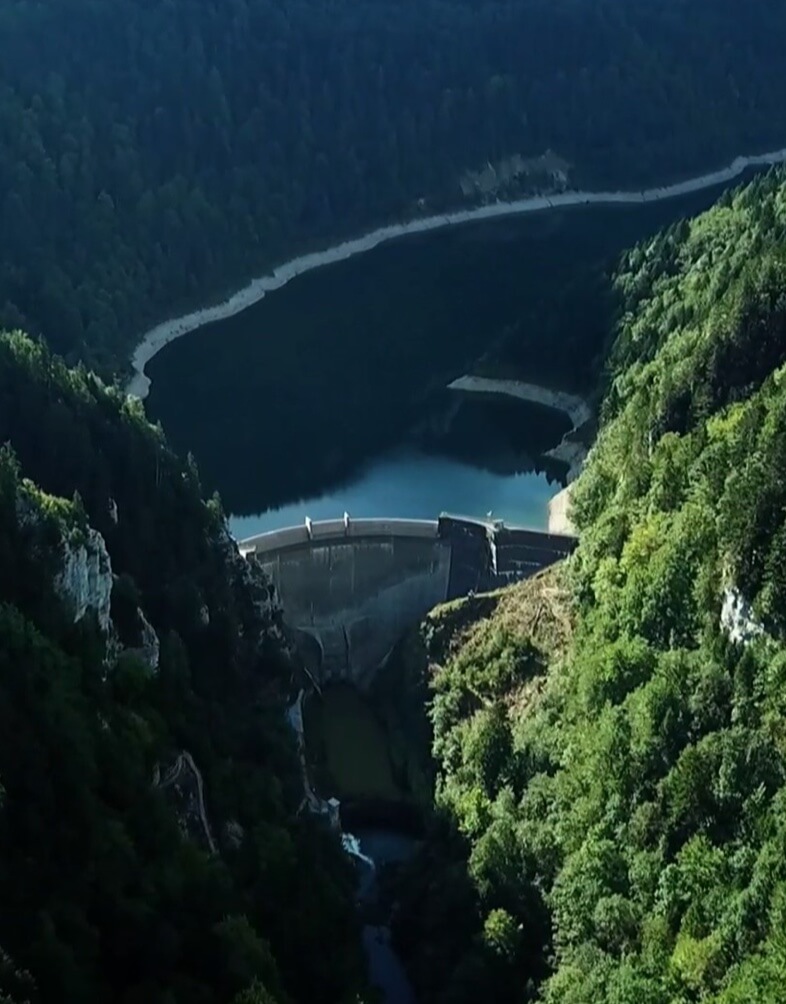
[240, 514, 576, 685]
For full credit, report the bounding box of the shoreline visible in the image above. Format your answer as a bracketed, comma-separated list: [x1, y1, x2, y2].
[448, 373, 590, 506]
[127, 146, 786, 400]
[447, 374, 591, 427]
[548, 484, 576, 537]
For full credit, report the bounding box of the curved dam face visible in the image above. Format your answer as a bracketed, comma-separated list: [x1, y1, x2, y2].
[240, 515, 575, 686]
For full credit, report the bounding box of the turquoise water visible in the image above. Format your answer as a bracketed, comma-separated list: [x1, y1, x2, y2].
[229, 449, 556, 539]
[147, 172, 766, 541]
[147, 177, 736, 522]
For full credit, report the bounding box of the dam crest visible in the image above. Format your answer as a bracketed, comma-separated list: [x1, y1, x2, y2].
[240, 514, 575, 685]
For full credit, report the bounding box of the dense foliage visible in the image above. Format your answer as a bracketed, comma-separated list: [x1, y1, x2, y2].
[393, 171, 786, 1002]
[146, 180, 725, 514]
[0, 331, 366, 1003]
[3, 0, 786, 369]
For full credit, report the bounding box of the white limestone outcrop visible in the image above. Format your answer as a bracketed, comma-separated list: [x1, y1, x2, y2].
[125, 606, 160, 672]
[720, 587, 765, 645]
[155, 750, 217, 854]
[55, 527, 113, 634]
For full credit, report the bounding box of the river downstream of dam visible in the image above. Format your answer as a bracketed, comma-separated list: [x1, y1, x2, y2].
[143, 166, 770, 1004]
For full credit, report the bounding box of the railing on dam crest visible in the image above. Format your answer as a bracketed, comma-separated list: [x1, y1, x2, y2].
[238, 511, 574, 556]
[238, 512, 576, 685]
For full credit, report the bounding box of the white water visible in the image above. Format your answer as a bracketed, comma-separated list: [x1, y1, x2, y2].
[127, 147, 786, 400]
[342, 832, 376, 870]
[343, 829, 420, 1004]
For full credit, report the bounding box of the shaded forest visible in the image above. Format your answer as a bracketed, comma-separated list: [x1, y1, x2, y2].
[0, 330, 369, 1004]
[391, 170, 786, 1003]
[2, 0, 786, 370]
[4, 6, 786, 1001]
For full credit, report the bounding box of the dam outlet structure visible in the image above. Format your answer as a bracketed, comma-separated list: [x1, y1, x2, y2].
[240, 513, 575, 686]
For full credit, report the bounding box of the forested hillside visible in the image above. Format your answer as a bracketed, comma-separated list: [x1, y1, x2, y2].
[392, 170, 786, 1003]
[0, 331, 367, 1004]
[3, 0, 786, 370]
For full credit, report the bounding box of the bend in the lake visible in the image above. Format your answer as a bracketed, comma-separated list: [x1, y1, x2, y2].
[448, 374, 592, 427]
[127, 146, 786, 400]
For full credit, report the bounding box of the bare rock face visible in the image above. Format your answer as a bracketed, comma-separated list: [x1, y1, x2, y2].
[458, 149, 570, 200]
[721, 586, 765, 645]
[15, 486, 115, 642]
[154, 750, 217, 854]
[223, 819, 245, 850]
[124, 606, 160, 672]
[55, 526, 113, 634]
[138, 608, 160, 671]
[217, 523, 286, 649]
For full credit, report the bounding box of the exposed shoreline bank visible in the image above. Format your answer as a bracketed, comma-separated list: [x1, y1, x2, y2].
[447, 374, 591, 519]
[548, 485, 576, 537]
[127, 146, 786, 400]
[447, 374, 591, 427]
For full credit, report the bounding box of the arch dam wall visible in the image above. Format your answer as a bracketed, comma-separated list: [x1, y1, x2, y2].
[239, 515, 576, 687]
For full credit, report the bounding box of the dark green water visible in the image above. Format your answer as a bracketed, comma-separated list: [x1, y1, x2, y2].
[146, 179, 749, 520]
[143, 167, 772, 1004]
[305, 684, 402, 801]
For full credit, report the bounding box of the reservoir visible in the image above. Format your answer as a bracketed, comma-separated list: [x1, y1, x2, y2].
[228, 450, 556, 539]
[145, 174, 749, 529]
[142, 165, 777, 1004]
[135, 160, 785, 1004]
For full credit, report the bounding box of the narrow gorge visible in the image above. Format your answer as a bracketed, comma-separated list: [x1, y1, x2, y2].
[3, 4, 786, 1001]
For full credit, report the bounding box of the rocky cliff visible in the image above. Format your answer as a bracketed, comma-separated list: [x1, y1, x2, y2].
[0, 331, 366, 1004]
[54, 525, 113, 634]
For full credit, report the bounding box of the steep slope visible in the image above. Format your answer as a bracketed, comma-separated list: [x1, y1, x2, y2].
[2, 1, 786, 368]
[392, 170, 786, 1003]
[0, 332, 365, 1003]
